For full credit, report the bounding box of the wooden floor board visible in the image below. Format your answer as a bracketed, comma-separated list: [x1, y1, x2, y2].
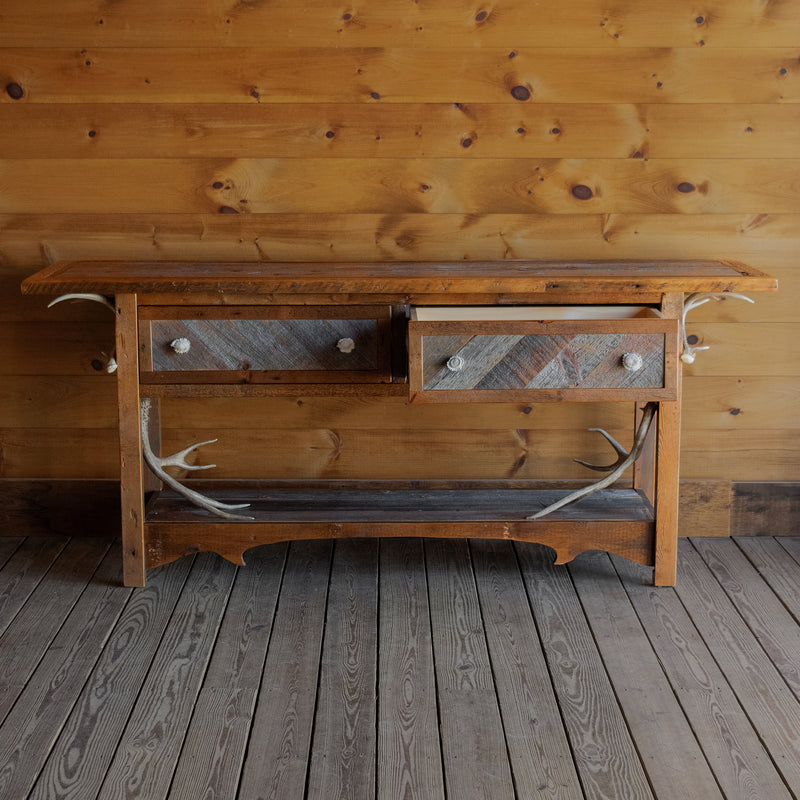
[692, 537, 800, 699]
[307, 539, 379, 800]
[1, 536, 800, 800]
[735, 536, 800, 626]
[167, 544, 287, 800]
[569, 551, 725, 800]
[28, 556, 194, 800]
[470, 539, 583, 800]
[236, 539, 333, 800]
[613, 553, 795, 800]
[675, 540, 800, 793]
[425, 538, 516, 800]
[0, 537, 111, 723]
[515, 543, 655, 800]
[377, 538, 443, 800]
[0, 536, 68, 639]
[96, 553, 237, 800]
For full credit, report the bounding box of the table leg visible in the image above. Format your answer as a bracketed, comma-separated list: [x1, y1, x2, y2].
[115, 293, 147, 587]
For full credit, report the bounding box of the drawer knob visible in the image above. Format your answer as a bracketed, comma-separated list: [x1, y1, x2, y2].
[622, 352, 644, 372]
[170, 337, 192, 354]
[446, 355, 465, 372]
[336, 337, 356, 354]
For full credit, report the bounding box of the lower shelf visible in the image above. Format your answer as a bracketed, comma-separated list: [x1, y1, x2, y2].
[144, 485, 655, 572]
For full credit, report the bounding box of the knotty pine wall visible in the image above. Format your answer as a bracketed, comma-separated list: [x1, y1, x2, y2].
[1, 0, 799, 535]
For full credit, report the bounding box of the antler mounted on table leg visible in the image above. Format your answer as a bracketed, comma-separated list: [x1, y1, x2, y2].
[681, 293, 754, 364]
[48, 293, 119, 373]
[528, 402, 658, 520]
[140, 397, 253, 520]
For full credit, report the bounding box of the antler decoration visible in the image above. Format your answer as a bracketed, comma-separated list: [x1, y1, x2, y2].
[140, 398, 253, 520]
[681, 293, 754, 364]
[48, 293, 118, 373]
[528, 402, 657, 520]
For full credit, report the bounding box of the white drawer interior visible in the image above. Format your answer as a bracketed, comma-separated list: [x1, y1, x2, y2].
[412, 305, 655, 321]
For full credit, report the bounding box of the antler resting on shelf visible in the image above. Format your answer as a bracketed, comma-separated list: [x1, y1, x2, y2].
[140, 398, 253, 520]
[528, 401, 658, 520]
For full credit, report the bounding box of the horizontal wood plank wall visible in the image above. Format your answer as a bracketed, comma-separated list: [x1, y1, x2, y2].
[1, 0, 798, 535]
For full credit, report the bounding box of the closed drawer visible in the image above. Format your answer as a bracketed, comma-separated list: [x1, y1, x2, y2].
[408, 307, 679, 402]
[139, 306, 391, 383]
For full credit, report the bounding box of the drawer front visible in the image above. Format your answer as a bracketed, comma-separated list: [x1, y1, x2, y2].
[139, 306, 391, 383]
[409, 316, 678, 402]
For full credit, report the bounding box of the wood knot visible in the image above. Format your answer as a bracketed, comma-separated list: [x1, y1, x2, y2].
[677, 182, 696, 193]
[571, 185, 593, 200]
[5, 82, 23, 100]
[218, 205, 239, 214]
[510, 85, 531, 101]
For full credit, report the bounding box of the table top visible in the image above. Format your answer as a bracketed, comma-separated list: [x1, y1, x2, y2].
[21, 259, 777, 296]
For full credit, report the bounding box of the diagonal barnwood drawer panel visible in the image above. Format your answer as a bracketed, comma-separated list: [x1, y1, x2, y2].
[409, 314, 678, 403]
[420, 333, 665, 391]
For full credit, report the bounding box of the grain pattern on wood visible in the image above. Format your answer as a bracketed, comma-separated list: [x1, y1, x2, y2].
[735, 537, 800, 621]
[307, 539, 378, 800]
[570, 551, 724, 799]
[168, 545, 287, 800]
[22, 259, 774, 296]
[0, 538, 111, 721]
[515, 543, 655, 799]
[731, 482, 800, 536]
[0, 539, 22, 569]
[682, 323, 800, 377]
[0, 544, 128, 800]
[692, 537, 800, 698]
[425, 538, 515, 800]
[237, 540, 333, 800]
[613, 553, 794, 800]
[3, 0, 799, 48]
[0, 322, 115, 375]
[0, 537, 68, 638]
[116, 293, 146, 586]
[6, 158, 800, 214]
[96, 553, 236, 800]
[377, 539, 444, 800]
[419, 332, 665, 391]
[674, 541, 800, 791]
[2, 48, 798, 104]
[28, 557, 193, 800]
[6, 103, 799, 159]
[470, 539, 583, 799]
[4, 213, 799, 271]
[683, 377, 800, 431]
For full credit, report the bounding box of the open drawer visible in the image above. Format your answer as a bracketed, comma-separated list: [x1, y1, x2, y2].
[408, 306, 679, 402]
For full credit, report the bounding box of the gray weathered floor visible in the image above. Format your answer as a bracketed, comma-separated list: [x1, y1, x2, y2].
[1, 535, 799, 799]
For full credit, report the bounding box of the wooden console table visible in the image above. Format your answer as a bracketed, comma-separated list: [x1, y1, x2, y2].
[22, 260, 776, 587]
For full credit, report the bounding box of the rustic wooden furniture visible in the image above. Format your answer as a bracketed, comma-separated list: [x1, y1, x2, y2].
[22, 259, 776, 587]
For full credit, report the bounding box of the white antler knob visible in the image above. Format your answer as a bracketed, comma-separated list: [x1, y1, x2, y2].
[336, 337, 355, 354]
[170, 337, 191, 354]
[446, 355, 465, 372]
[622, 352, 644, 372]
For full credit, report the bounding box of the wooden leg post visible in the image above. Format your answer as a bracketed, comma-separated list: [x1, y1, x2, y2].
[115, 293, 147, 587]
[653, 292, 683, 586]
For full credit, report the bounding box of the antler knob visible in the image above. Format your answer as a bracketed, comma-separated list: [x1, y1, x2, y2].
[622, 352, 644, 372]
[446, 355, 465, 372]
[170, 337, 191, 354]
[336, 337, 355, 353]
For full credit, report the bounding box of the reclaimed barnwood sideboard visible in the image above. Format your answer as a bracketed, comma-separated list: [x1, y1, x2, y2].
[22, 260, 777, 587]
